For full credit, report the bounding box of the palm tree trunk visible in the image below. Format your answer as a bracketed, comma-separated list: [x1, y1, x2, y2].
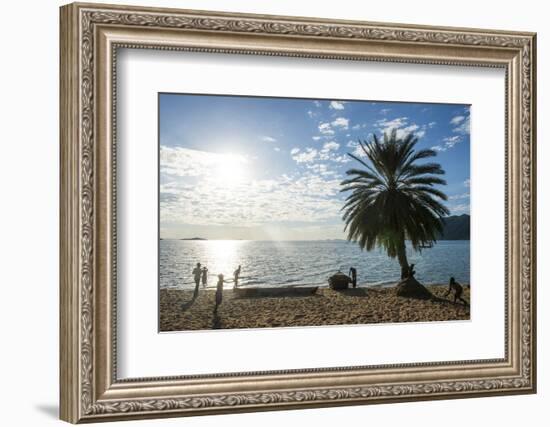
[397, 239, 409, 279]
[395, 239, 433, 300]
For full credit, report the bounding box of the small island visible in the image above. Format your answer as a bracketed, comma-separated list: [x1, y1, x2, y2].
[180, 237, 208, 241]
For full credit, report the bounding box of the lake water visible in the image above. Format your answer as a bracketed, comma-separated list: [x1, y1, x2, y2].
[160, 239, 469, 290]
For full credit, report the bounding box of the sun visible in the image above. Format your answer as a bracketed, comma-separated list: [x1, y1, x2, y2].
[212, 153, 248, 187]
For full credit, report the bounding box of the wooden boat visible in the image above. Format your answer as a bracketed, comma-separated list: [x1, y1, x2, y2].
[234, 286, 318, 298]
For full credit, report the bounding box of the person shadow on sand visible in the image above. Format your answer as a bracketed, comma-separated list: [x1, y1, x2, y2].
[212, 313, 222, 329]
[212, 273, 226, 329]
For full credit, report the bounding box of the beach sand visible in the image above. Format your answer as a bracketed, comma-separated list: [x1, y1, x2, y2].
[159, 285, 470, 331]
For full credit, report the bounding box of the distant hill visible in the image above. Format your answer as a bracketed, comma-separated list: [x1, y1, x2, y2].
[180, 237, 208, 241]
[439, 215, 470, 240]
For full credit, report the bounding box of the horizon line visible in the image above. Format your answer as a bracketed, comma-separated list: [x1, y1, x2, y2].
[159, 238, 471, 242]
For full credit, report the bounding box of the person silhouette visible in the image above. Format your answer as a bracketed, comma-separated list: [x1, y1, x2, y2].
[408, 263, 416, 278]
[233, 265, 241, 288]
[201, 266, 208, 288]
[348, 267, 357, 288]
[445, 277, 468, 305]
[192, 262, 201, 299]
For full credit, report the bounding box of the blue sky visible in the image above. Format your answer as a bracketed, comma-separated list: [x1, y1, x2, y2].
[160, 93, 470, 240]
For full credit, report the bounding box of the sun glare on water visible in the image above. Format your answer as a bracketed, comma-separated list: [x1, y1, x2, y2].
[204, 239, 244, 289]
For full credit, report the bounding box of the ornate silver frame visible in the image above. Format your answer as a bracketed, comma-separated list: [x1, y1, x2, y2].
[60, 2, 536, 423]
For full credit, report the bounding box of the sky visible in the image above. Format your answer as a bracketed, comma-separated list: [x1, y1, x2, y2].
[159, 93, 470, 240]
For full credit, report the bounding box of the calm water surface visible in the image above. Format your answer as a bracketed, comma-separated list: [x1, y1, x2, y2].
[160, 240, 469, 290]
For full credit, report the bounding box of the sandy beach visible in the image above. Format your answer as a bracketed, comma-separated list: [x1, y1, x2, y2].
[159, 285, 470, 331]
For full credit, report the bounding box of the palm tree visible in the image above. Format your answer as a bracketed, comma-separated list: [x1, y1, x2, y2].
[340, 130, 449, 289]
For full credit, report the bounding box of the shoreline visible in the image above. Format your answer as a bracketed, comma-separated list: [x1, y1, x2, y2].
[160, 285, 470, 332]
[162, 281, 470, 292]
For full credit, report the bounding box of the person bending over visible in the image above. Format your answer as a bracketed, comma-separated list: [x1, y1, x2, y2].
[445, 277, 468, 306]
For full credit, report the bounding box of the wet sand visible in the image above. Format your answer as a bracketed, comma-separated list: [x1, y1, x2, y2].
[159, 285, 470, 331]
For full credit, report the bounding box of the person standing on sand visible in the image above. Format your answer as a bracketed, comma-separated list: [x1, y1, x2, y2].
[233, 265, 241, 288]
[201, 266, 208, 288]
[445, 277, 468, 306]
[348, 267, 357, 288]
[192, 263, 201, 299]
[214, 274, 225, 313]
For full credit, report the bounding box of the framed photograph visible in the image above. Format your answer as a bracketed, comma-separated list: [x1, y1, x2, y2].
[60, 2, 537, 423]
[158, 94, 473, 332]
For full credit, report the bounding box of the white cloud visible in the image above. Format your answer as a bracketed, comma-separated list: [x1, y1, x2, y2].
[444, 135, 461, 148]
[161, 173, 343, 227]
[292, 148, 318, 163]
[312, 136, 322, 141]
[306, 163, 337, 176]
[317, 118, 349, 136]
[448, 203, 470, 215]
[160, 146, 248, 178]
[160, 146, 346, 228]
[331, 117, 349, 129]
[322, 141, 340, 152]
[452, 115, 470, 135]
[332, 155, 351, 163]
[464, 179, 471, 187]
[345, 140, 369, 158]
[318, 122, 335, 135]
[450, 115, 465, 125]
[428, 121, 437, 128]
[261, 135, 277, 142]
[449, 192, 470, 200]
[291, 142, 347, 165]
[375, 117, 427, 140]
[352, 144, 368, 158]
[377, 117, 408, 131]
[431, 135, 462, 152]
[274, 147, 281, 152]
[403, 124, 420, 133]
[329, 100, 345, 110]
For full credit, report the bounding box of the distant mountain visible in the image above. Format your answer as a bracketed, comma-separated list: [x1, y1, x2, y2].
[180, 237, 208, 241]
[439, 214, 470, 240]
